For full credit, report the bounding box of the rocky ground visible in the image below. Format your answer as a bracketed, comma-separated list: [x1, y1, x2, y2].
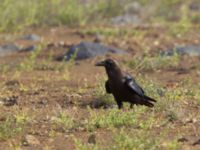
[0, 25, 200, 150]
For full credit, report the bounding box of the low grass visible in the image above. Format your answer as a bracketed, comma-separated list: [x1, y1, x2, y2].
[84, 108, 141, 131]
[0, 113, 30, 140]
[81, 27, 146, 41]
[74, 128, 180, 150]
[74, 138, 99, 150]
[110, 129, 160, 150]
[126, 52, 180, 72]
[17, 44, 43, 71]
[0, 63, 197, 149]
[51, 111, 76, 132]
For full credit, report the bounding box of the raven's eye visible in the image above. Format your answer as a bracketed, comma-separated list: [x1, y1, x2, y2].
[105, 59, 116, 68]
[107, 62, 115, 68]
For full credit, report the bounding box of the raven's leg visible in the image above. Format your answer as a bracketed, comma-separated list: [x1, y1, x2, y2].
[130, 103, 133, 109]
[117, 101, 123, 109]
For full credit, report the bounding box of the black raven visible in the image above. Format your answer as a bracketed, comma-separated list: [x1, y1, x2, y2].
[95, 58, 156, 109]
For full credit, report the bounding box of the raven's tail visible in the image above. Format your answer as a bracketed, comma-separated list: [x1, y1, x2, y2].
[144, 95, 157, 102]
[143, 95, 157, 107]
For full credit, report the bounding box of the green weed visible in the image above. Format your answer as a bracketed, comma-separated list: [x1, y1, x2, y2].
[110, 129, 160, 150]
[0, 114, 30, 140]
[74, 138, 99, 150]
[17, 44, 43, 71]
[168, 4, 192, 37]
[51, 111, 75, 132]
[84, 108, 144, 131]
[126, 53, 180, 72]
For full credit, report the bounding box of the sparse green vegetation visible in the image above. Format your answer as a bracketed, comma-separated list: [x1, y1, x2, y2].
[17, 44, 43, 71]
[74, 128, 181, 150]
[51, 111, 76, 132]
[74, 138, 99, 150]
[0, 0, 199, 149]
[111, 129, 160, 150]
[0, 113, 30, 140]
[84, 108, 140, 131]
[126, 53, 180, 72]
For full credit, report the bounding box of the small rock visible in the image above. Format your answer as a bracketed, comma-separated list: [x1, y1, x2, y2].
[189, 2, 200, 11]
[5, 80, 20, 86]
[22, 135, 40, 146]
[38, 99, 48, 105]
[88, 134, 96, 144]
[0, 96, 18, 106]
[154, 41, 160, 46]
[0, 44, 20, 51]
[0, 44, 20, 56]
[176, 68, 190, 75]
[47, 42, 55, 48]
[178, 137, 188, 142]
[185, 118, 197, 124]
[93, 34, 104, 43]
[58, 41, 69, 48]
[21, 34, 41, 41]
[20, 45, 37, 52]
[111, 14, 141, 25]
[193, 139, 200, 146]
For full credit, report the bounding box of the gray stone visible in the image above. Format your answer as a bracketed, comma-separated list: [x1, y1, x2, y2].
[161, 45, 200, 57]
[22, 135, 40, 146]
[111, 14, 141, 25]
[189, 2, 200, 11]
[21, 34, 41, 41]
[0, 44, 20, 56]
[20, 45, 37, 52]
[58, 42, 126, 61]
[0, 43, 38, 56]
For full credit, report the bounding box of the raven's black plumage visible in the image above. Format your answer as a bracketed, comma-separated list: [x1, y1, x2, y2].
[96, 58, 156, 109]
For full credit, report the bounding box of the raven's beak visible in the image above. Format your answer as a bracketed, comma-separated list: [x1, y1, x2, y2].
[95, 61, 105, 66]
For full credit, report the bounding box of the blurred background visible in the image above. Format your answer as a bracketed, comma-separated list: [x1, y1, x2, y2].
[0, 0, 199, 32]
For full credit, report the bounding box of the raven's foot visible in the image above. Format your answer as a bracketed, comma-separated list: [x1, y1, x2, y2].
[117, 101, 123, 109]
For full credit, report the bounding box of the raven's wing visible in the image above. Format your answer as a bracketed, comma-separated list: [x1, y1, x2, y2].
[123, 74, 144, 97]
[105, 80, 112, 93]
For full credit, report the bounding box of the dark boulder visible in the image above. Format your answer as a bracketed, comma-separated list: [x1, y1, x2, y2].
[58, 42, 126, 61]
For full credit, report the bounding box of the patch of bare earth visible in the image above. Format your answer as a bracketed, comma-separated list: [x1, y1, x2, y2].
[0, 25, 200, 149]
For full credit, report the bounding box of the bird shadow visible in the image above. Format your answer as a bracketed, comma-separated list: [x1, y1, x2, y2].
[80, 99, 117, 109]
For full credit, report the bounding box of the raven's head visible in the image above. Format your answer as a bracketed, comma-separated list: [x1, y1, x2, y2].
[95, 59, 118, 70]
[96, 58, 122, 78]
